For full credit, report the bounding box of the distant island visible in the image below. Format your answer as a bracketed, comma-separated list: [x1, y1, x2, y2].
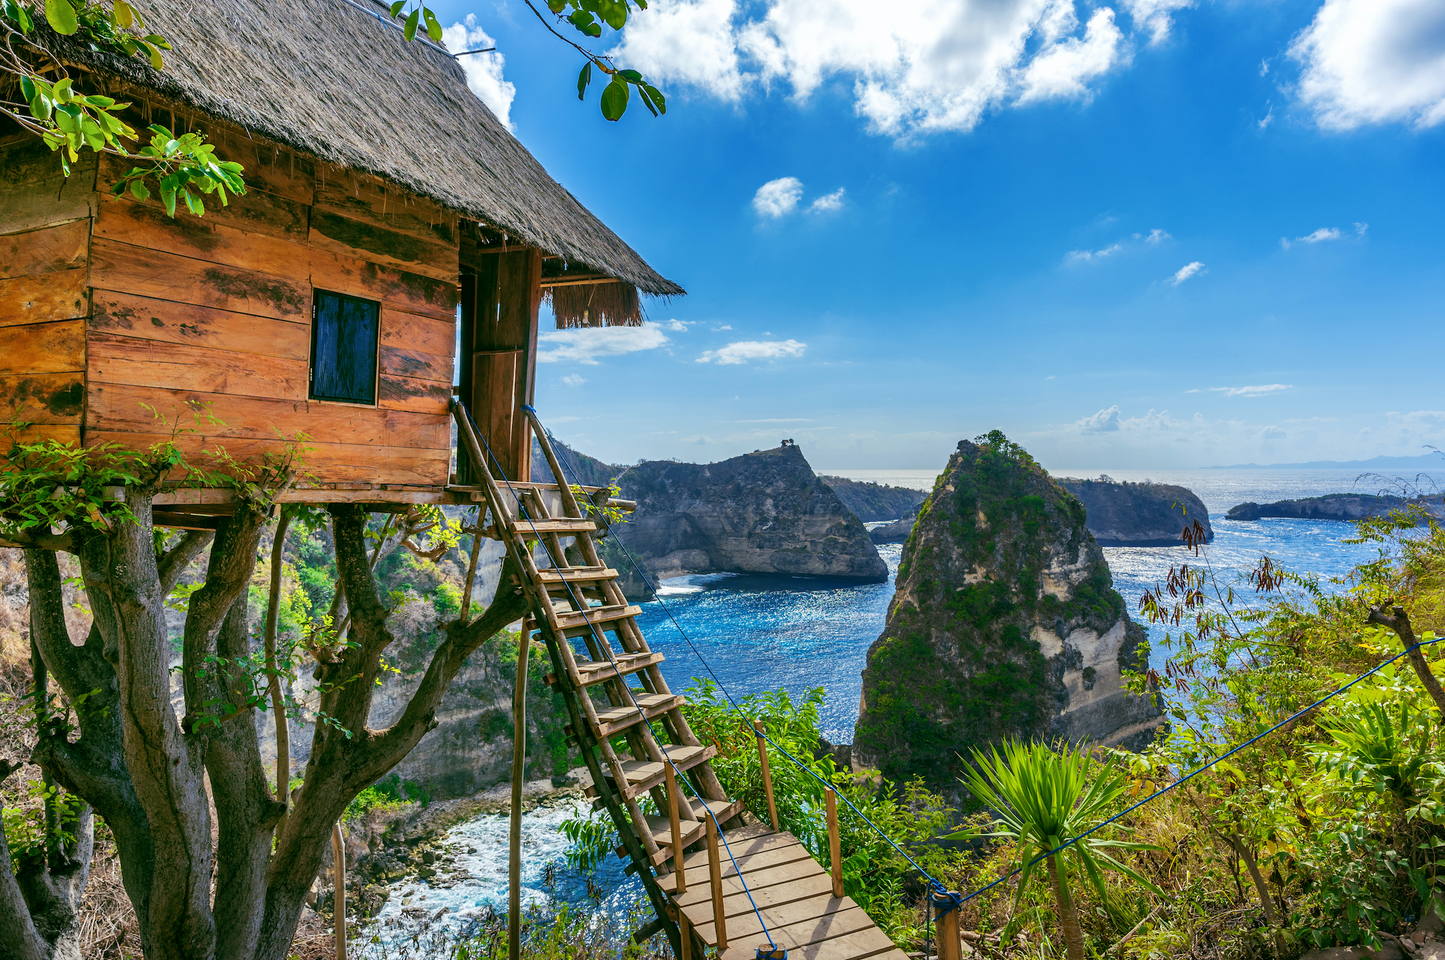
[1227, 493, 1445, 521]
[1206, 453, 1444, 470]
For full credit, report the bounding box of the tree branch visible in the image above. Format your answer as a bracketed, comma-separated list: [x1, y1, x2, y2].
[159, 530, 214, 596]
[1367, 604, 1445, 718]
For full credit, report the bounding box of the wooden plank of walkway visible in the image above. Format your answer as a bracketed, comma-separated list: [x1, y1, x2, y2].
[662, 823, 908, 960]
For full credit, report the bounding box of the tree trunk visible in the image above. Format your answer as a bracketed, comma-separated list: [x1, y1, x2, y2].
[1225, 835, 1287, 957]
[1368, 605, 1445, 719]
[1045, 853, 1085, 960]
[0, 763, 48, 960]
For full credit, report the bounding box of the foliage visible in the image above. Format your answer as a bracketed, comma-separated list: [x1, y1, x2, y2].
[344, 773, 429, 822]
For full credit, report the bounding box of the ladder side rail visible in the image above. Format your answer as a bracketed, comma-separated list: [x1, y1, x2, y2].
[524, 408, 588, 519]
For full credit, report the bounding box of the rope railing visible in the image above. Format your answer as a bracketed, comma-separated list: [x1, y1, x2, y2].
[535, 406, 1445, 948]
[459, 402, 781, 953]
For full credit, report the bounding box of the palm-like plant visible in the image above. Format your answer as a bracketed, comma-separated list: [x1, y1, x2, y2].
[955, 740, 1160, 960]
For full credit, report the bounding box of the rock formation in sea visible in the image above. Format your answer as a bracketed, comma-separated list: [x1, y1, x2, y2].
[869, 516, 913, 544]
[819, 476, 929, 523]
[613, 445, 889, 582]
[852, 433, 1164, 793]
[1226, 493, 1444, 521]
[1057, 477, 1213, 546]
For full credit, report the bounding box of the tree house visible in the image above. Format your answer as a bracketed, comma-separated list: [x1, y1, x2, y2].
[0, 3, 680, 525]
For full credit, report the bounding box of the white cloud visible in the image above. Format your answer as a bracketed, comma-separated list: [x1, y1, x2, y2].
[443, 17, 516, 130]
[611, 0, 1135, 139]
[561, 374, 587, 386]
[1077, 405, 1122, 432]
[537, 323, 671, 365]
[713, 324, 733, 331]
[809, 188, 846, 213]
[1258, 104, 1274, 130]
[1120, 0, 1193, 45]
[754, 177, 804, 218]
[1355, 222, 1369, 236]
[662, 318, 694, 331]
[1144, 228, 1170, 243]
[1280, 226, 1354, 249]
[1291, 0, 1445, 130]
[697, 339, 807, 364]
[1066, 242, 1123, 263]
[1170, 261, 1205, 285]
[1210, 384, 1293, 398]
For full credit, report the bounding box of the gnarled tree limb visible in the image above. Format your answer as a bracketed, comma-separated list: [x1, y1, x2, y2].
[1367, 604, 1445, 718]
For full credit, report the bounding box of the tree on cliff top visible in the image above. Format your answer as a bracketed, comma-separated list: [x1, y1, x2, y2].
[0, 428, 527, 960]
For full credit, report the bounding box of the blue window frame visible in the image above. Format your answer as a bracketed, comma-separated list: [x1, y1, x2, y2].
[310, 290, 379, 405]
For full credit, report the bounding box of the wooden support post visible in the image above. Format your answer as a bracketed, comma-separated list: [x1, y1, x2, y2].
[509, 617, 531, 960]
[826, 786, 844, 899]
[331, 823, 347, 960]
[706, 815, 727, 950]
[933, 891, 962, 960]
[666, 763, 686, 894]
[753, 721, 779, 833]
[679, 912, 692, 960]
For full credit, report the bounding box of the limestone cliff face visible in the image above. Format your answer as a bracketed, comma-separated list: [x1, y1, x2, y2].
[614, 445, 888, 582]
[852, 435, 1163, 791]
[1057, 479, 1213, 546]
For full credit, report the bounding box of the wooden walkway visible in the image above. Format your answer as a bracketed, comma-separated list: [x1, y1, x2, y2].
[453, 402, 907, 960]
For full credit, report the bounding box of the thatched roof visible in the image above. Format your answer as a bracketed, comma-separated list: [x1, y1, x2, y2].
[63, 0, 683, 297]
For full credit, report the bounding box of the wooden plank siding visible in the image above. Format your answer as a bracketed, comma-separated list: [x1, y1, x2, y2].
[0, 137, 93, 445]
[68, 112, 464, 493]
[0, 108, 553, 499]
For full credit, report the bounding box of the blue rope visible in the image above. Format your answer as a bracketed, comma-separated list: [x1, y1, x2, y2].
[534, 405, 1445, 919]
[461, 403, 778, 950]
[538, 412, 950, 893]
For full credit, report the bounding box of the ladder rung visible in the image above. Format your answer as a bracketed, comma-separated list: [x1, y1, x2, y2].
[593, 692, 685, 738]
[556, 603, 641, 636]
[536, 566, 619, 587]
[512, 519, 597, 535]
[545, 651, 664, 688]
[641, 798, 746, 866]
[589, 744, 716, 801]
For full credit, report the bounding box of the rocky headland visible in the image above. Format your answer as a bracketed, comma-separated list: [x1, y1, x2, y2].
[1227, 493, 1445, 521]
[818, 476, 929, 523]
[852, 433, 1164, 794]
[611, 445, 888, 582]
[1057, 477, 1213, 546]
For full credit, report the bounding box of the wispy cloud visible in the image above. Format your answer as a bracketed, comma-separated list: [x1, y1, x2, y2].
[734, 417, 814, 423]
[537, 323, 670, 365]
[1122, 0, 1194, 45]
[697, 339, 807, 365]
[1210, 384, 1293, 398]
[561, 374, 586, 387]
[1280, 226, 1341, 250]
[754, 177, 803, 218]
[1258, 104, 1274, 130]
[1066, 243, 1123, 263]
[1143, 228, 1170, 243]
[809, 188, 846, 213]
[1170, 261, 1205, 285]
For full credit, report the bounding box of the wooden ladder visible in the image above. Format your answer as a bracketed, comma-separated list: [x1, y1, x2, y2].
[452, 402, 913, 960]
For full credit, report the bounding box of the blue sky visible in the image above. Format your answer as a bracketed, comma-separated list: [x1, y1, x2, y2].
[431, 0, 1445, 472]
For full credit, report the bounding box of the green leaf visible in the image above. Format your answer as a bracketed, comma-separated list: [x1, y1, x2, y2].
[146, 43, 164, 71]
[161, 186, 177, 218]
[389, 0, 405, 15]
[618, 69, 642, 82]
[44, 0, 78, 35]
[600, 79, 628, 121]
[52, 78, 74, 103]
[643, 84, 666, 115]
[28, 95, 51, 122]
[129, 179, 150, 201]
[19, 76, 35, 102]
[547, 0, 565, 12]
[404, 8, 419, 41]
[113, 0, 134, 27]
[577, 61, 592, 101]
[637, 84, 658, 117]
[423, 8, 442, 42]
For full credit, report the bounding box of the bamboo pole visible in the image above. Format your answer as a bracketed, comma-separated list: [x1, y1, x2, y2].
[825, 787, 844, 898]
[706, 816, 727, 950]
[753, 722, 779, 833]
[667, 764, 687, 894]
[933, 891, 961, 960]
[331, 823, 347, 960]
[509, 618, 531, 960]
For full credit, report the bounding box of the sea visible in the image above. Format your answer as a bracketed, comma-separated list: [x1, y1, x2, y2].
[361, 466, 1434, 950]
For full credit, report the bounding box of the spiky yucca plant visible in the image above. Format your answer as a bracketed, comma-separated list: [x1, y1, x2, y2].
[955, 740, 1159, 960]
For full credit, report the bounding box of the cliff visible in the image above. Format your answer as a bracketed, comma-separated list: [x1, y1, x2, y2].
[612, 445, 888, 582]
[1226, 494, 1445, 521]
[869, 517, 913, 544]
[530, 437, 619, 489]
[853, 433, 1163, 792]
[1057, 478, 1213, 546]
[818, 476, 929, 522]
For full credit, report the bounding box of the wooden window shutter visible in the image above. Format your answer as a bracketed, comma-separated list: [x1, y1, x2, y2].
[310, 290, 379, 404]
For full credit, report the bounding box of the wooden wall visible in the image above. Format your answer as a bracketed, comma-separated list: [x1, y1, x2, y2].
[0, 135, 97, 447]
[0, 110, 486, 492]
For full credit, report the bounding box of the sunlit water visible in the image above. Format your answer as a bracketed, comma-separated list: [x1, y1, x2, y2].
[369, 468, 1430, 943]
